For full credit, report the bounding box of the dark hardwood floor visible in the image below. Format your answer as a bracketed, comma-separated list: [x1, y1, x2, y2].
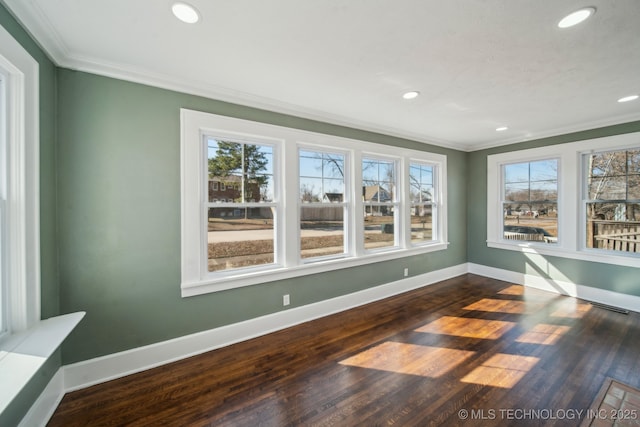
[48, 274, 640, 426]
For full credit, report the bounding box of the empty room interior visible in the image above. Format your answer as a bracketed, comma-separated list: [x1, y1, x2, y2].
[2, 1, 640, 426]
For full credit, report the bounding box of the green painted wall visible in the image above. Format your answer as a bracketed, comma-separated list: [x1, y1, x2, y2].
[467, 122, 640, 296]
[56, 70, 468, 364]
[0, 2, 59, 425]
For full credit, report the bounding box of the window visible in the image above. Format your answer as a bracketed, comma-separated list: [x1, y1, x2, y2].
[181, 109, 448, 296]
[206, 137, 275, 272]
[299, 149, 347, 260]
[487, 131, 640, 268]
[0, 24, 40, 338]
[362, 157, 397, 250]
[584, 148, 640, 254]
[502, 159, 558, 244]
[409, 162, 436, 244]
[0, 71, 6, 338]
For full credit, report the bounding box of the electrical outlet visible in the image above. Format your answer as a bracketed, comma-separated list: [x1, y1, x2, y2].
[404, 268, 409, 277]
[283, 294, 290, 306]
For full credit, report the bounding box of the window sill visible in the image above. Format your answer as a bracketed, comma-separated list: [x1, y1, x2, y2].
[0, 312, 85, 414]
[486, 240, 640, 268]
[182, 242, 449, 297]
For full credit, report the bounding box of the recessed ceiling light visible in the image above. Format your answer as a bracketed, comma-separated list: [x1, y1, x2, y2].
[402, 91, 420, 100]
[172, 2, 200, 24]
[618, 95, 639, 103]
[496, 126, 508, 132]
[558, 7, 596, 28]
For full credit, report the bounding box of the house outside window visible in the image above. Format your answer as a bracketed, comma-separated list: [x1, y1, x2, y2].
[362, 157, 397, 251]
[299, 149, 347, 260]
[409, 163, 437, 244]
[206, 137, 275, 272]
[181, 109, 448, 296]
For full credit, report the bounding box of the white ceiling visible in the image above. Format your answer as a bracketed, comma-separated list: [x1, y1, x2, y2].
[4, 0, 640, 151]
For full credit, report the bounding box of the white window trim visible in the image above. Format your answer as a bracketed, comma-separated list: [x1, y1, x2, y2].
[0, 24, 40, 335]
[0, 24, 86, 417]
[487, 131, 640, 268]
[181, 109, 448, 297]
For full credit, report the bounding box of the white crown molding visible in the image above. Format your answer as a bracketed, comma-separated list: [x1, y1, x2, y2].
[469, 111, 640, 152]
[2, 0, 70, 61]
[4, 0, 640, 155]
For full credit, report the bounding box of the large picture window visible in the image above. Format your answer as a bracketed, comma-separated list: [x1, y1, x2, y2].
[181, 110, 448, 296]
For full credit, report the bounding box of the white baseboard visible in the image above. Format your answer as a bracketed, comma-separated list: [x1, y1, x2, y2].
[24, 261, 640, 426]
[63, 263, 468, 392]
[468, 263, 640, 313]
[18, 369, 64, 427]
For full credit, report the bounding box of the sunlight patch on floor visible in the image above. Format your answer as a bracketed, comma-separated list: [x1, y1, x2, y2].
[339, 342, 474, 378]
[463, 298, 544, 314]
[516, 323, 571, 345]
[551, 300, 592, 318]
[461, 353, 539, 388]
[416, 316, 517, 340]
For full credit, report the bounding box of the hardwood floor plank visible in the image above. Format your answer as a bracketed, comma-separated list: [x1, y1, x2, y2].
[48, 274, 640, 426]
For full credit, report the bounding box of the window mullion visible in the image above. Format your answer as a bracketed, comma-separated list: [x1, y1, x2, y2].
[282, 139, 298, 267]
[351, 150, 364, 257]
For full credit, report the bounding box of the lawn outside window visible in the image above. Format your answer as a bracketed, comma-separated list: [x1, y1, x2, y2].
[181, 110, 448, 297]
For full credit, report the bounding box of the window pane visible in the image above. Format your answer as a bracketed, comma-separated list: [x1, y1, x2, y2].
[530, 180, 558, 201]
[300, 206, 345, 259]
[410, 163, 434, 203]
[504, 163, 530, 183]
[504, 182, 529, 201]
[586, 203, 640, 252]
[208, 139, 273, 203]
[588, 176, 626, 200]
[588, 152, 627, 177]
[364, 207, 395, 250]
[629, 175, 640, 199]
[529, 160, 558, 181]
[503, 203, 557, 243]
[628, 150, 640, 174]
[207, 207, 274, 272]
[411, 204, 434, 243]
[300, 150, 345, 203]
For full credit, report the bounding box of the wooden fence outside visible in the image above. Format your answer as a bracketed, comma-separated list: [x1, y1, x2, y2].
[589, 220, 640, 253]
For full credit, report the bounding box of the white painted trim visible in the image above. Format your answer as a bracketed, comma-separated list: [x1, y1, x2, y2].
[181, 109, 449, 297]
[21, 262, 640, 425]
[0, 19, 40, 334]
[468, 263, 640, 313]
[486, 132, 640, 269]
[0, 312, 84, 416]
[18, 368, 64, 427]
[64, 264, 467, 392]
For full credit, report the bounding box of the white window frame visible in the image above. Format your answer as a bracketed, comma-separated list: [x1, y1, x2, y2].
[181, 109, 448, 297]
[0, 24, 40, 338]
[408, 160, 440, 247]
[297, 145, 350, 262]
[487, 131, 640, 268]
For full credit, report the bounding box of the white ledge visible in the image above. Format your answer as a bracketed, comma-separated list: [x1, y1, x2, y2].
[0, 312, 85, 414]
